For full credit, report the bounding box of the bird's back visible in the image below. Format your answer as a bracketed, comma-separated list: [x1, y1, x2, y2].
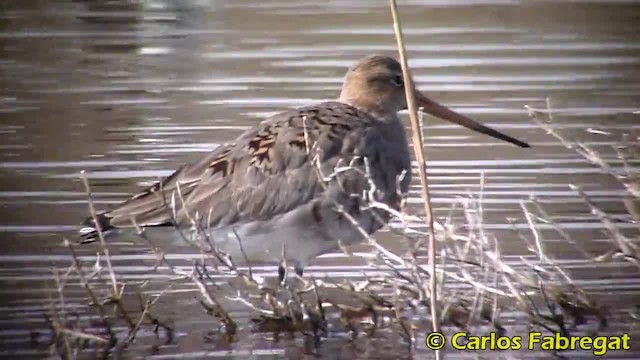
[81, 101, 412, 242]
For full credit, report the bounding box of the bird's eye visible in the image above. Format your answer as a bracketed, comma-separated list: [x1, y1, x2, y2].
[392, 74, 404, 87]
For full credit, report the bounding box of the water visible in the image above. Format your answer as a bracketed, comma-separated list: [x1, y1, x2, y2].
[1, 0, 639, 358]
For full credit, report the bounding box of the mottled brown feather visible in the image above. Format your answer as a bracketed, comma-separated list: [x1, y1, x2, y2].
[103, 101, 410, 230]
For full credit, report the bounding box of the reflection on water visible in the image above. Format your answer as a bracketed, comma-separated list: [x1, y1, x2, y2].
[1, 0, 639, 358]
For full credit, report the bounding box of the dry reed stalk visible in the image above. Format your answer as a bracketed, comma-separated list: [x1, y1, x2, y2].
[388, 1, 441, 352]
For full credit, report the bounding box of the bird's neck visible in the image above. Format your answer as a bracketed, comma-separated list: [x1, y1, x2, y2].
[337, 95, 397, 122]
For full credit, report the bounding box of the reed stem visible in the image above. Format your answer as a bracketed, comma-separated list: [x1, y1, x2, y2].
[389, 1, 441, 357]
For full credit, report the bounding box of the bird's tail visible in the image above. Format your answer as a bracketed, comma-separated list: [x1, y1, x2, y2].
[78, 213, 116, 243]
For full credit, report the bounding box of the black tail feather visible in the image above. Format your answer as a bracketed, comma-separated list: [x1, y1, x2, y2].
[79, 213, 115, 243]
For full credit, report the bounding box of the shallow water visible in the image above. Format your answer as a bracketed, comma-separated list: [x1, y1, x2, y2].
[1, 0, 639, 358]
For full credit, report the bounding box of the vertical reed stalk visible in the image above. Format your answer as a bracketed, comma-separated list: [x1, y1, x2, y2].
[389, 0, 441, 356]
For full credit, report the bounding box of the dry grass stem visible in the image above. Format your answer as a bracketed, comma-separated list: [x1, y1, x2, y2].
[388, 2, 441, 354]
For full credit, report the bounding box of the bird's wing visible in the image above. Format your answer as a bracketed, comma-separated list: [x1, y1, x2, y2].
[102, 101, 384, 230]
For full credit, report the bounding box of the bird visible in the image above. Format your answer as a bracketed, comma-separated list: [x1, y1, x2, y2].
[80, 54, 529, 278]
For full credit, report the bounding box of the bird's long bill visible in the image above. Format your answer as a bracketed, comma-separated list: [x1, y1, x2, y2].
[414, 92, 530, 148]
